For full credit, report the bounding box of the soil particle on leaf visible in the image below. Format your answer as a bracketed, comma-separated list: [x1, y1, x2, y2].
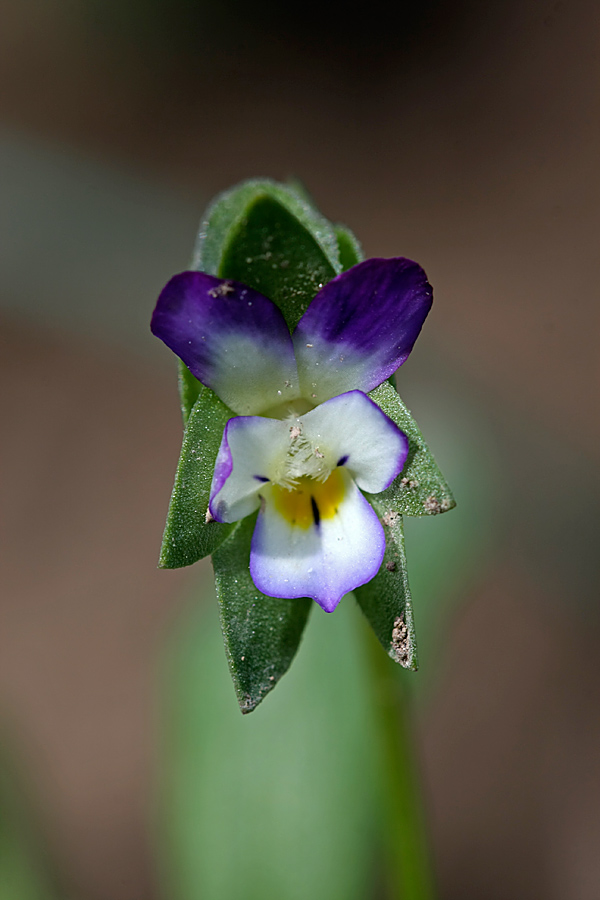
[423, 495, 442, 514]
[391, 615, 410, 666]
[400, 477, 419, 489]
[382, 510, 400, 527]
[240, 693, 255, 714]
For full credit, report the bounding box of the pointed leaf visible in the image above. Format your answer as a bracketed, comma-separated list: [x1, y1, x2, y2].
[193, 178, 341, 288]
[334, 223, 364, 270]
[177, 179, 342, 418]
[217, 194, 338, 330]
[368, 380, 456, 516]
[212, 515, 312, 713]
[354, 503, 418, 669]
[159, 385, 233, 567]
[178, 359, 203, 424]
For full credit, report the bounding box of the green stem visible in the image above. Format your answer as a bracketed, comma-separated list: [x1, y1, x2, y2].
[363, 623, 437, 900]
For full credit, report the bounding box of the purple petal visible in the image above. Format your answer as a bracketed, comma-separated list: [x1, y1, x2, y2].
[209, 422, 235, 515]
[151, 272, 299, 415]
[293, 257, 432, 404]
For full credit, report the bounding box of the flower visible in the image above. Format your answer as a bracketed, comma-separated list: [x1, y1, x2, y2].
[151, 257, 432, 612]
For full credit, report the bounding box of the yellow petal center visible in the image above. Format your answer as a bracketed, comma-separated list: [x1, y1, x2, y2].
[270, 468, 346, 529]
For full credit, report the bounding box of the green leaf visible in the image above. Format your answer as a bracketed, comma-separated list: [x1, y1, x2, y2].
[177, 179, 342, 418]
[368, 380, 456, 517]
[334, 223, 364, 270]
[159, 594, 377, 900]
[159, 385, 233, 568]
[217, 194, 337, 330]
[193, 178, 341, 286]
[212, 516, 312, 713]
[354, 504, 418, 669]
[178, 359, 203, 424]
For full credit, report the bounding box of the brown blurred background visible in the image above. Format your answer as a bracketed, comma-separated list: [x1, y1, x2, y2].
[1, 0, 599, 898]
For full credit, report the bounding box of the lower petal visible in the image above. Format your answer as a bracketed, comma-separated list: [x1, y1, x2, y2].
[250, 470, 385, 612]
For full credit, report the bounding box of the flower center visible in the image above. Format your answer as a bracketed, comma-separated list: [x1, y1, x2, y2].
[260, 397, 315, 419]
[279, 419, 331, 486]
[269, 469, 346, 529]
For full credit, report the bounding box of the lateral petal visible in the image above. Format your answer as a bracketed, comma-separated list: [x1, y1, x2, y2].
[209, 415, 290, 523]
[293, 257, 432, 403]
[151, 271, 299, 415]
[250, 470, 385, 612]
[299, 390, 408, 492]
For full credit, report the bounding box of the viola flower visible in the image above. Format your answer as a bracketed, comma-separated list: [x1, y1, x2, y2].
[151, 258, 432, 612]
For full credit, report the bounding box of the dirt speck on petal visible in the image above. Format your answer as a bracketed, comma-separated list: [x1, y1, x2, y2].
[208, 280, 235, 298]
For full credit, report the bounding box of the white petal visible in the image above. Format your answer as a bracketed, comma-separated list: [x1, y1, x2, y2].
[206, 330, 300, 415]
[209, 416, 290, 522]
[298, 390, 408, 493]
[250, 469, 385, 612]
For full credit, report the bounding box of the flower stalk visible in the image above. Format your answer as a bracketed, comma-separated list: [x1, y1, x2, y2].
[363, 618, 437, 900]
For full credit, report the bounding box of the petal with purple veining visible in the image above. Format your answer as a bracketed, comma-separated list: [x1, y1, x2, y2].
[299, 390, 408, 493]
[209, 415, 290, 523]
[250, 469, 385, 612]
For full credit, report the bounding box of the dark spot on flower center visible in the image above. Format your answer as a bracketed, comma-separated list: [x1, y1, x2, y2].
[310, 496, 320, 528]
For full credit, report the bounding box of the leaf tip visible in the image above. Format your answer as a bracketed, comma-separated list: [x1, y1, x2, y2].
[389, 614, 417, 669]
[239, 693, 258, 715]
[157, 552, 171, 569]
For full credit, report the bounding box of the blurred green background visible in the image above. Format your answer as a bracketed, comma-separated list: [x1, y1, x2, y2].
[1, 0, 599, 898]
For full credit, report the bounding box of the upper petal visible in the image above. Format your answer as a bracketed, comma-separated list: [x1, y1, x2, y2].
[209, 415, 290, 523]
[250, 469, 385, 612]
[151, 272, 299, 415]
[293, 257, 432, 403]
[299, 390, 408, 493]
